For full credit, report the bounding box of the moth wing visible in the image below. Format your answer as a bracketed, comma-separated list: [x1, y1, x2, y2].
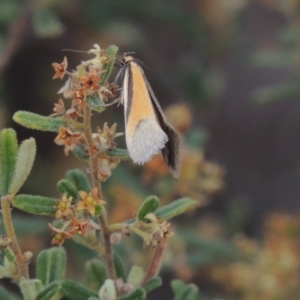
[144, 77, 181, 178]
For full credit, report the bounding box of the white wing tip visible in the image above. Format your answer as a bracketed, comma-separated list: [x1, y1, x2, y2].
[127, 119, 168, 165]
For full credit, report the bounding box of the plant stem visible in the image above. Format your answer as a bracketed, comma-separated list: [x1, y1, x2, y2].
[83, 105, 116, 281]
[1, 195, 29, 279]
[142, 238, 167, 285]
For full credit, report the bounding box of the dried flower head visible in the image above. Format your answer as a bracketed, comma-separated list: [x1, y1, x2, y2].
[54, 127, 84, 155]
[48, 223, 72, 246]
[65, 108, 83, 120]
[68, 218, 88, 235]
[52, 57, 68, 80]
[80, 74, 101, 91]
[50, 99, 65, 117]
[138, 213, 173, 248]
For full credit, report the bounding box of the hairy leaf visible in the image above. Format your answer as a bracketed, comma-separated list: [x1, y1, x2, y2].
[13, 111, 65, 132]
[36, 247, 67, 286]
[57, 179, 79, 199]
[66, 169, 91, 193]
[0, 129, 18, 195]
[137, 196, 160, 221]
[12, 194, 57, 216]
[20, 278, 44, 300]
[9, 138, 36, 196]
[155, 197, 199, 220]
[113, 251, 127, 283]
[119, 288, 146, 300]
[106, 148, 130, 160]
[36, 281, 61, 300]
[85, 259, 107, 292]
[101, 45, 119, 85]
[142, 276, 162, 293]
[61, 280, 97, 300]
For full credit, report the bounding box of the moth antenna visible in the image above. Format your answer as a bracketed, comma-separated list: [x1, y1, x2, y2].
[62, 49, 92, 54]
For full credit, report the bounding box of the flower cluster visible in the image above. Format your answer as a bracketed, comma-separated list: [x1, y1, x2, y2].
[136, 213, 173, 248]
[49, 188, 104, 246]
[51, 44, 122, 180]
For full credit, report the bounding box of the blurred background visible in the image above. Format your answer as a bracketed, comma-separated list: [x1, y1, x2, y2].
[2, 0, 300, 299]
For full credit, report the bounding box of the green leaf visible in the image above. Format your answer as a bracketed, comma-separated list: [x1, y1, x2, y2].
[155, 197, 199, 220]
[101, 45, 119, 85]
[32, 9, 64, 38]
[12, 194, 57, 215]
[127, 265, 145, 288]
[13, 111, 65, 132]
[57, 179, 79, 199]
[142, 276, 162, 293]
[85, 258, 107, 292]
[87, 298, 99, 300]
[0, 255, 17, 278]
[72, 145, 89, 160]
[119, 288, 146, 300]
[0, 129, 18, 195]
[0, 286, 13, 300]
[66, 169, 91, 193]
[20, 278, 44, 300]
[106, 148, 129, 160]
[9, 138, 36, 196]
[36, 281, 61, 300]
[171, 280, 200, 300]
[61, 280, 97, 300]
[137, 196, 160, 221]
[86, 94, 105, 113]
[36, 247, 67, 286]
[113, 251, 127, 283]
[99, 279, 117, 300]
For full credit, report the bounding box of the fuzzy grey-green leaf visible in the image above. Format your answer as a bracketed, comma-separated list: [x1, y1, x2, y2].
[127, 266, 145, 288]
[20, 278, 44, 300]
[137, 196, 160, 221]
[0, 129, 18, 195]
[9, 138, 36, 196]
[36, 247, 67, 286]
[66, 169, 91, 193]
[119, 288, 146, 300]
[86, 94, 105, 113]
[85, 259, 107, 292]
[101, 45, 119, 85]
[171, 280, 200, 300]
[13, 111, 65, 132]
[142, 276, 162, 293]
[57, 179, 79, 199]
[106, 148, 130, 160]
[36, 281, 61, 300]
[12, 194, 57, 215]
[61, 280, 97, 300]
[72, 145, 89, 160]
[113, 251, 127, 283]
[155, 197, 199, 220]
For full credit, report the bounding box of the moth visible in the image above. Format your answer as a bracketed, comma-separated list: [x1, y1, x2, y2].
[117, 54, 180, 178]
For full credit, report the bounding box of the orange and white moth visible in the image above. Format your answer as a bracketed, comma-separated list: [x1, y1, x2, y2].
[117, 54, 180, 178]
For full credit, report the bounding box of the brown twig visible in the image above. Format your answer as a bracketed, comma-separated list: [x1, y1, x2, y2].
[0, 3, 33, 80]
[1, 195, 29, 279]
[83, 105, 116, 281]
[142, 238, 168, 285]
